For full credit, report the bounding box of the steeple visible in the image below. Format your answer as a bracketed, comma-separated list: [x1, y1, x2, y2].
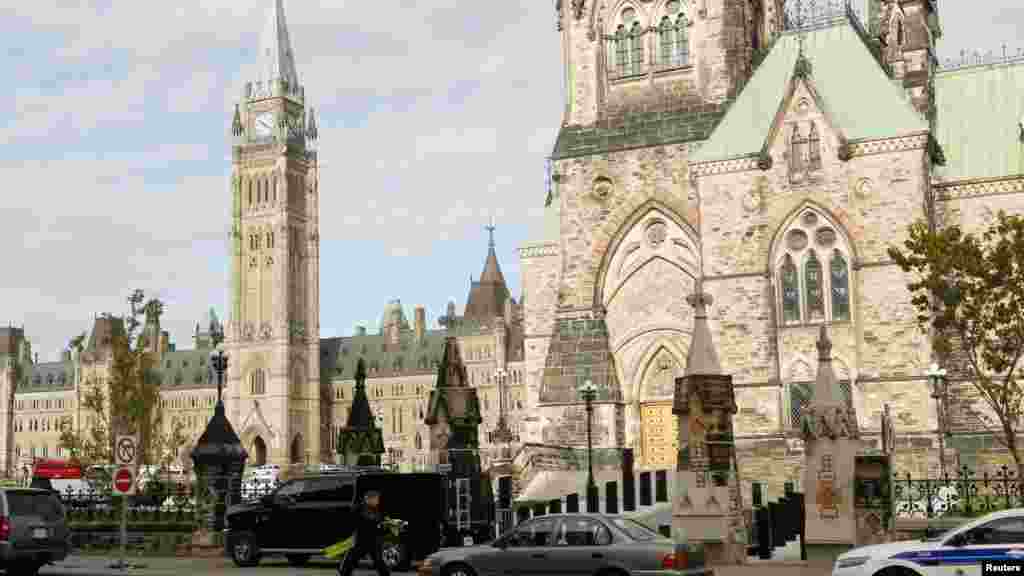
[463, 223, 512, 321]
[683, 287, 723, 377]
[256, 0, 299, 89]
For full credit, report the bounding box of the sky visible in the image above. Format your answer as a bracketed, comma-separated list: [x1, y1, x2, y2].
[1, 1, 1021, 362]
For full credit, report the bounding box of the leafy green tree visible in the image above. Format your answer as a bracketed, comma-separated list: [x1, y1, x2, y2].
[60, 290, 186, 477]
[889, 211, 1024, 476]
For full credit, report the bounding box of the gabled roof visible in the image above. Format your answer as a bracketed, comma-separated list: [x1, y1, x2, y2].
[691, 20, 927, 164]
[934, 61, 1024, 181]
[464, 233, 513, 322]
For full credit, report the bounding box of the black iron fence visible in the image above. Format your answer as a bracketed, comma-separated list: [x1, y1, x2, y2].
[748, 482, 806, 561]
[48, 475, 285, 553]
[894, 465, 1023, 519]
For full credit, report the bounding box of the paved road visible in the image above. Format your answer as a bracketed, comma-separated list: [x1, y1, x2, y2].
[40, 555, 416, 576]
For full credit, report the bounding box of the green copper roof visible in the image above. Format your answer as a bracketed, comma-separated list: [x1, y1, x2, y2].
[692, 20, 927, 164]
[19, 361, 74, 393]
[934, 62, 1024, 181]
[320, 330, 447, 382]
[155, 349, 216, 389]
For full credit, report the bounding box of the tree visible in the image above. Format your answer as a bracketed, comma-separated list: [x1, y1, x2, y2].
[60, 289, 186, 476]
[888, 211, 1024, 476]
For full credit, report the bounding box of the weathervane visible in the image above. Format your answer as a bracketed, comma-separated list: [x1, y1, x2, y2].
[486, 216, 496, 249]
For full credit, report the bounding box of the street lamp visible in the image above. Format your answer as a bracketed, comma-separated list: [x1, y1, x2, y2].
[579, 379, 599, 513]
[927, 362, 950, 476]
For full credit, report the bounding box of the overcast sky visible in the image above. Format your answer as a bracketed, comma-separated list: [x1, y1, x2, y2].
[1, 1, 1021, 362]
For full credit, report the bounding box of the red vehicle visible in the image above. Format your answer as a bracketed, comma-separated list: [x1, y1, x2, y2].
[31, 459, 82, 481]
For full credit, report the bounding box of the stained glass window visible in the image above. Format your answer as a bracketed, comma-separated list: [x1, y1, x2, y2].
[831, 250, 850, 321]
[808, 123, 822, 170]
[781, 255, 800, 323]
[806, 251, 824, 320]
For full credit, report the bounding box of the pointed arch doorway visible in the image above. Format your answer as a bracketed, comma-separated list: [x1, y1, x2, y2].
[638, 347, 682, 469]
[252, 436, 267, 466]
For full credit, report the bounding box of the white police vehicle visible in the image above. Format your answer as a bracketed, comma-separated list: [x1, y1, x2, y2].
[834, 508, 1024, 576]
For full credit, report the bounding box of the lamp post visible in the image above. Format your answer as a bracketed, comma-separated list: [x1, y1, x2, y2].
[927, 362, 950, 476]
[579, 379, 599, 513]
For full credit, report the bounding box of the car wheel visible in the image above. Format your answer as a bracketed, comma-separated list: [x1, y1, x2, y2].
[382, 541, 408, 571]
[873, 569, 923, 576]
[443, 562, 477, 576]
[286, 554, 311, 567]
[230, 531, 261, 567]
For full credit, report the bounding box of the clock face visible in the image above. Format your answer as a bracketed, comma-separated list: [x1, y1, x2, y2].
[254, 112, 274, 138]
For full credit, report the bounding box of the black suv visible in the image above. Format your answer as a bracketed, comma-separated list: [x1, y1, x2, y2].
[0, 488, 70, 576]
[224, 470, 449, 570]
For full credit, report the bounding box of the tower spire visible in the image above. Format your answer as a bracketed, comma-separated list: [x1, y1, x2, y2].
[257, 0, 299, 89]
[486, 216, 496, 250]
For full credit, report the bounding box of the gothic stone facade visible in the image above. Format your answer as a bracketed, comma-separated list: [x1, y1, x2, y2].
[518, 0, 1024, 501]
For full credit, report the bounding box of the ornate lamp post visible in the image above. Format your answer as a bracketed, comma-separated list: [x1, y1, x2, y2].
[579, 379, 599, 513]
[927, 362, 950, 476]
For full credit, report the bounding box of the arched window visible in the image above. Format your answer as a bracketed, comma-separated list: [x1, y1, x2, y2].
[751, 0, 763, 52]
[774, 209, 853, 325]
[248, 179, 253, 207]
[629, 21, 644, 76]
[272, 174, 277, 203]
[658, 16, 673, 66]
[614, 25, 629, 76]
[790, 125, 805, 173]
[250, 369, 266, 395]
[896, 19, 904, 46]
[808, 122, 822, 170]
[415, 432, 422, 450]
[674, 13, 689, 66]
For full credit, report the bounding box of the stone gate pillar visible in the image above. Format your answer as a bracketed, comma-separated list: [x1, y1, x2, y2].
[801, 326, 860, 559]
[672, 291, 745, 567]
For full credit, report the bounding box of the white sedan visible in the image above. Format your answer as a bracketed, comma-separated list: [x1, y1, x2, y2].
[834, 508, 1024, 576]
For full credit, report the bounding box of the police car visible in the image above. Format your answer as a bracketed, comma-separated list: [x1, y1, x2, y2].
[834, 508, 1024, 576]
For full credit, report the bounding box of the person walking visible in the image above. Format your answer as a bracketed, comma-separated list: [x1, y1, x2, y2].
[338, 490, 390, 576]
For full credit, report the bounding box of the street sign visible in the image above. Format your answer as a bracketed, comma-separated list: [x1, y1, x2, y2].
[112, 466, 136, 496]
[115, 435, 138, 466]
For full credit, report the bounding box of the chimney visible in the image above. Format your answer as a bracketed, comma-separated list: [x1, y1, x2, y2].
[356, 326, 367, 337]
[414, 306, 426, 341]
[62, 350, 71, 362]
[160, 331, 170, 354]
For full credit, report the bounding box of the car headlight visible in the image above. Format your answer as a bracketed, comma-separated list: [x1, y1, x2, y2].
[835, 556, 871, 569]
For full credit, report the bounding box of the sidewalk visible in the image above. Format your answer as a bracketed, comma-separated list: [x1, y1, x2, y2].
[42, 554, 415, 576]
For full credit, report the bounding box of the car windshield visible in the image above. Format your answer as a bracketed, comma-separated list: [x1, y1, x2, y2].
[609, 517, 661, 541]
[6, 491, 64, 521]
[922, 528, 951, 542]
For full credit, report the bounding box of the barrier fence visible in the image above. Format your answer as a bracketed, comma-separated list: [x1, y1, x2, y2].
[894, 465, 1024, 519]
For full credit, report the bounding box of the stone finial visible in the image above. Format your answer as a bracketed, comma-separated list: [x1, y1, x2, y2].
[683, 287, 722, 377]
[816, 324, 832, 360]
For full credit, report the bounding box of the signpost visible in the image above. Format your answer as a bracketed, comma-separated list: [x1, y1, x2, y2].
[112, 435, 138, 571]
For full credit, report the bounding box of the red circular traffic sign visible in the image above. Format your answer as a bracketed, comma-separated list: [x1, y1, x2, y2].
[114, 468, 133, 493]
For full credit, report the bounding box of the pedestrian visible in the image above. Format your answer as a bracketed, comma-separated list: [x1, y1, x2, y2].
[338, 490, 390, 576]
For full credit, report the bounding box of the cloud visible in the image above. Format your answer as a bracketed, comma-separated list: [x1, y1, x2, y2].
[0, 0, 1017, 361]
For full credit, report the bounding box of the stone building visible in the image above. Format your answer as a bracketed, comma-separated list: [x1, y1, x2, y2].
[516, 0, 1024, 501]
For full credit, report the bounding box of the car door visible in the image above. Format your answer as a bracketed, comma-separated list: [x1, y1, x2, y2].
[937, 516, 1024, 576]
[471, 517, 556, 576]
[547, 516, 615, 575]
[263, 479, 308, 549]
[296, 477, 353, 549]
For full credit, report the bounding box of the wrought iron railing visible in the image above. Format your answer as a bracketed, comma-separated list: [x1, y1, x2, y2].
[894, 465, 1023, 519]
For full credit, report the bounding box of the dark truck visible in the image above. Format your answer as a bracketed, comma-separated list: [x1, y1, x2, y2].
[224, 469, 449, 570]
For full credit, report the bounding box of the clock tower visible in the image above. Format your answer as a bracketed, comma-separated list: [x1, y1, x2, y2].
[226, 0, 322, 469]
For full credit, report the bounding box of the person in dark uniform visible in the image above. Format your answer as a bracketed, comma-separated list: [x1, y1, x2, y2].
[338, 490, 390, 576]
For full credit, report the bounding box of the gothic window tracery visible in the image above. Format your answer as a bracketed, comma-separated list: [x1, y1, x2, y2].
[789, 125, 805, 174]
[789, 122, 823, 181]
[774, 209, 852, 326]
[610, 7, 645, 79]
[657, 1, 689, 68]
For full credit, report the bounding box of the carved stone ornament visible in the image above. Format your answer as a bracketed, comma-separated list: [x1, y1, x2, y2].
[645, 220, 668, 249]
[265, 256, 274, 267]
[757, 151, 773, 171]
[800, 405, 861, 441]
[796, 98, 811, 115]
[855, 177, 873, 199]
[802, 211, 819, 226]
[838, 142, 853, 162]
[742, 187, 761, 213]
[593, 176, 613, 201]
[259, 322, 273, 341]
[243, 322, 256, 341]
[249, 256, 258, 269]
[786, 229, 809, 250]
[572, 0, 585, 19]
[815, 227, 836, 247]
